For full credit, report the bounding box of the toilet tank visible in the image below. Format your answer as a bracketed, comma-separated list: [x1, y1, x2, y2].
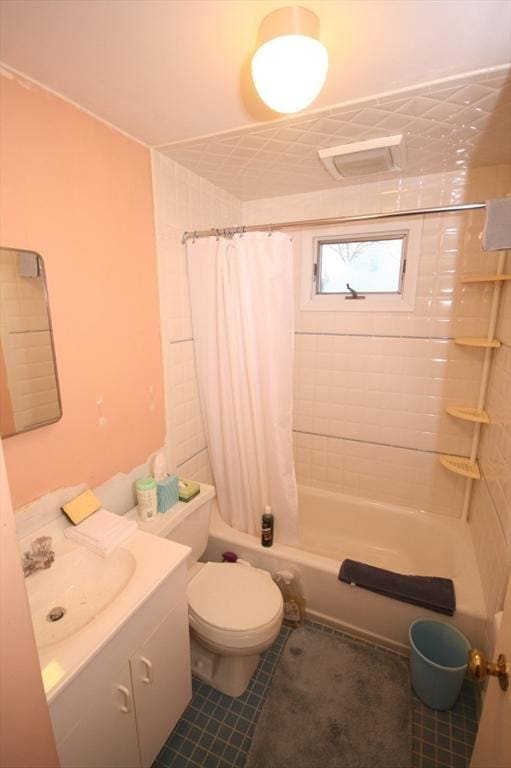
[128, 483, 216, 566]
[166, 497, 212, 564]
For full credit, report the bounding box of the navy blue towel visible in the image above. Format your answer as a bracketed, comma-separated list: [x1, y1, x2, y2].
[339, 559, 455, 616]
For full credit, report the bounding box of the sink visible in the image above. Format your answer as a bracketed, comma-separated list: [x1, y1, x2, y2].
[26, 546, 136, 649]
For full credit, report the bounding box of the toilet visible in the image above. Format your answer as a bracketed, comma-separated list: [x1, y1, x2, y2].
[157, 486, 284, 697]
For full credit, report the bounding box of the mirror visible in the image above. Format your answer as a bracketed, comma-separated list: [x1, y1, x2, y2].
[0, 247, 62, 437]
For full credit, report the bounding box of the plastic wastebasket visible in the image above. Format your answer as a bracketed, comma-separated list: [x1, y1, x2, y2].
[409, 619, 471, 710]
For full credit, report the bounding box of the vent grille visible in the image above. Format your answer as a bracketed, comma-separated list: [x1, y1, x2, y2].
[319, 135, 405, 180]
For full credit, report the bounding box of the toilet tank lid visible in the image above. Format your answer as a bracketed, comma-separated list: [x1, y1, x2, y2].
[188, 562, 283, 632]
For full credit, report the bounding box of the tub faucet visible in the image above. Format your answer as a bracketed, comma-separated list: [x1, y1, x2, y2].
[22, 536, 54, 577]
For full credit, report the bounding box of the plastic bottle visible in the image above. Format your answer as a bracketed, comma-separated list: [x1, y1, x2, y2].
[136, 476, 158, 521]
[274, 570, 305, 626]
[261, 506, 274, 547]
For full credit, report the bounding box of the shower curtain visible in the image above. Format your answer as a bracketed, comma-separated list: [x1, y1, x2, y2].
[186, 231, 299, 545]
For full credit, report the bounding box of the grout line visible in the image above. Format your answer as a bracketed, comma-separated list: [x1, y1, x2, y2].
[295, 331, 455, 341]
[293, 428, 449, 456]
[176, 446, 208, 468]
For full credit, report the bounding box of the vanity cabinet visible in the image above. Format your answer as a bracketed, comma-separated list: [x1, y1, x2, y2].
[132, 601, 191, 767]
[49, 562, 191, 768]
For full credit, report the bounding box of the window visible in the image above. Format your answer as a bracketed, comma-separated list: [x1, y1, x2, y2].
[316, 235, 406, 295]
[300, 219, 422, 312]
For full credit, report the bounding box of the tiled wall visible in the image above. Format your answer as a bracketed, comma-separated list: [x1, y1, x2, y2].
[152, 154, 510, 620]
[0, 251, 60, 432]
[469, 275, 510, 620]
[151, 152, 241, 481]
[243, 165, 511, 517]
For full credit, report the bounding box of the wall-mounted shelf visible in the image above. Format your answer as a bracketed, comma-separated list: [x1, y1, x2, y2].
[439, 455, 481, 480]
[441, 245, 507, 520]
[446, 406, 490, 424]
[460, 274, 511, 284]
[455, 337, 501, 349]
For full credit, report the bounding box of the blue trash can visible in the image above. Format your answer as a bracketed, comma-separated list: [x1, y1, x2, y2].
[409, 619, 471, 710]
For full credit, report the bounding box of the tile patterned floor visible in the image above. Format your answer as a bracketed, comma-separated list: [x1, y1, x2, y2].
[152, 621, 480, 768]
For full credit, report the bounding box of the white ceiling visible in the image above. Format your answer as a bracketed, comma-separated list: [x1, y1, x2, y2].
[1, 0, 510, 146]
[160, 67, 511, 200]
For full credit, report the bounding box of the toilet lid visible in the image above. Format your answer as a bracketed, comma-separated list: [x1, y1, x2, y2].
[188, 562, 283, 632]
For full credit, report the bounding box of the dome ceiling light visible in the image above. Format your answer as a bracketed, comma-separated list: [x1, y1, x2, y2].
[251, 6, 329, 114]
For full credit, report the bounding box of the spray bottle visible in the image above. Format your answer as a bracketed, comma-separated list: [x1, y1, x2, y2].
[273, 570, 306, 627]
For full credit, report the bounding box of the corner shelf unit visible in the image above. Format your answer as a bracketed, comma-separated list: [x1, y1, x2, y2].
[445, 406, 490, 424]
[454, 337, 501, 349]
[439, 455, 481, 480]
[440, 247, 508, 520]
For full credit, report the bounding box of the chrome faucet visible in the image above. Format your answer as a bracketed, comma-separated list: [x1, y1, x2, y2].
[22, 536, 54, 577]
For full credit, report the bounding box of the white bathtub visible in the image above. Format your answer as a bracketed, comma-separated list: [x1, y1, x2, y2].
[204, 485, 487, 652]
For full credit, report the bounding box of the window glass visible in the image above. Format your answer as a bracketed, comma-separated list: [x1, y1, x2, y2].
[317, 237, 405, 294]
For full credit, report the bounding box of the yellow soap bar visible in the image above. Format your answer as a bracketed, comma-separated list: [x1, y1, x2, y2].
[62, 489, 101, 525]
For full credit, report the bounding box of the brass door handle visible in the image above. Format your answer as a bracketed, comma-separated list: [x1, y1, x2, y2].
[468, 648, 509, 691]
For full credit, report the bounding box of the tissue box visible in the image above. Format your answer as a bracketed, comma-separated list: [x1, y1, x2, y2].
[156, 474, 179, 514]
[179, 478, 200, 502]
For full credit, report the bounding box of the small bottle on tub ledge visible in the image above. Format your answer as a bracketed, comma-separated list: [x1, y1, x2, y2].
[261, 506, 274, 547]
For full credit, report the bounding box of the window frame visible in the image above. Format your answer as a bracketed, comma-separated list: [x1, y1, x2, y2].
[300, 218, 423, 313]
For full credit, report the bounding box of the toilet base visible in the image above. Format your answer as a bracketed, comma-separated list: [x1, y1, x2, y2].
[190, 634, 260, 697]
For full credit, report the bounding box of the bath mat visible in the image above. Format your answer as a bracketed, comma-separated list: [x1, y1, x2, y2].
[245, 626, 411, 768]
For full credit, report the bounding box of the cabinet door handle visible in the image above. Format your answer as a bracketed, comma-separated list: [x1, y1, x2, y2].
[117, 684, 131, 713]
[140, 656, 153, 684]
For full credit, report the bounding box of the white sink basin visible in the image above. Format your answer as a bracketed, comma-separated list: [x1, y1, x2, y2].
[26, 546, 136, 648]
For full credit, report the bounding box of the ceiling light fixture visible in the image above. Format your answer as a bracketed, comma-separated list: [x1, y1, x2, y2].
[251, 6, 329, 114]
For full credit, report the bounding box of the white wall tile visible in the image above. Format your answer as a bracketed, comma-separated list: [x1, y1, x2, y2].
[243, 165, 510, 520]
[152, 152, 241, 480]
[293, 431, 466, 516]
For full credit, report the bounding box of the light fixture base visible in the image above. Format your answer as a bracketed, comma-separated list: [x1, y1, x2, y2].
[258, 6, 320, 44]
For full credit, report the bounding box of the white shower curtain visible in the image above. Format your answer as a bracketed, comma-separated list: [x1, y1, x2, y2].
[186, 231, 299, 545]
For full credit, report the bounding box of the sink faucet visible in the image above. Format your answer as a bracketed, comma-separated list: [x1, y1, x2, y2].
[22, 536, 54, 577]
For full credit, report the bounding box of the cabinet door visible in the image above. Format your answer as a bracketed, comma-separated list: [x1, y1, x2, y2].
[131, 599, 192, 768]
[56, 664, 140, 768]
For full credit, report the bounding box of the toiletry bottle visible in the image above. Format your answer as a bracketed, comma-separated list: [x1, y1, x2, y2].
[274, 570, 305, 627]
[136, 476, 157, 521]
[261, 506, 274, 547]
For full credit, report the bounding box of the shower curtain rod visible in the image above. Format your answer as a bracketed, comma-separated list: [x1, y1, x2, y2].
[181, 201, 486, 243]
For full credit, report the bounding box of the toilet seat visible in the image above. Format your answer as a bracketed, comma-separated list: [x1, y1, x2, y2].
[188, 562, 283, 650]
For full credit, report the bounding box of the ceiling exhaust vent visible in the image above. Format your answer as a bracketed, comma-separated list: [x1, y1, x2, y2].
[318, 135, 405, 180]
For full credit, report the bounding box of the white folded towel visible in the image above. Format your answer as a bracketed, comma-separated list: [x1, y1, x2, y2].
[483, 198, 511, 251]
[65, 508, 137, 556]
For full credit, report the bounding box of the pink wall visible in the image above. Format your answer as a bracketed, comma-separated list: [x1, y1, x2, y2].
[0, 441, 59, 768]
[0, 73, 165, 508]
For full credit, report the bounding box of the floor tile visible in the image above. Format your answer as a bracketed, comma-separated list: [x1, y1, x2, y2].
[153, 621, 480, 768]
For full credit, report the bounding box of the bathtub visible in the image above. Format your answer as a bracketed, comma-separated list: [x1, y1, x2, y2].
[204, 485, 487, 652]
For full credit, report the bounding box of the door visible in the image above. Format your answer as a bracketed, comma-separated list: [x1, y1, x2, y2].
[131, 598, 192, 768]
[470, 576, 511, 768]
[56, 663, 140, 768]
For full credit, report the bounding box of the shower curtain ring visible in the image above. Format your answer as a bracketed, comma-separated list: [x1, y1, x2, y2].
[216, 228, 220, 241]
[193, 231, 198, 243]
[268, 223, 272, 237]
[239, 226, 246, 238]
